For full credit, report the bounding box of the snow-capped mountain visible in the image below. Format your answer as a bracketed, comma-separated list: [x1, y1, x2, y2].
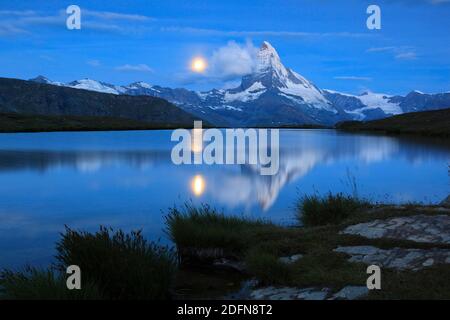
[323, 90, 403, 121]
[389, 90, 450, 114]
[324, 89, 450, 122]
[30, 76, 123, 94]
[67, 79, 125, 95]
[29, 41, 450, 126]
[29, 75, 63, 86]
[182, 41, 341, 125]
[238, 41, 334, 111]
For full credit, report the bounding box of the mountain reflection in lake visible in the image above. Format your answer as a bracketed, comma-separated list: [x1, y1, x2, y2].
[0, 129, 449, 268]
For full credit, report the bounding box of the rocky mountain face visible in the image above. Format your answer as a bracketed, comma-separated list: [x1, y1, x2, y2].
[29, 41, 450, 126]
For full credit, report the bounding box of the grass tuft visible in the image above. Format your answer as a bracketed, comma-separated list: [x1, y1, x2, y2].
[296, 192, 369, 227]
[54, 226, 177, 300]
[165, 203, 275, 260]
[0, 267, 103, 300]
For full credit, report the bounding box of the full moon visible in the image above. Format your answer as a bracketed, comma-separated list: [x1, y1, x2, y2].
[191, 175, 206, 196]
[191, 57, 207, 73]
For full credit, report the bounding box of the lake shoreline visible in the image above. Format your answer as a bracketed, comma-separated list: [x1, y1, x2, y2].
[2, 200, 450, 300]
[0, 112, 333, 133]
[336, 108, 450, 138]
[0, 128, 448, 297]
[0, 112, 203, 133]
[2, 111, 449, 141]
[171, 201, 450, 300]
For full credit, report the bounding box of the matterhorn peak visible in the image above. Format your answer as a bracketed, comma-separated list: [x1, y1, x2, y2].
[234, 41, 335, 111]
[260, 41, 278, 55]
[255, 41, 286, 77]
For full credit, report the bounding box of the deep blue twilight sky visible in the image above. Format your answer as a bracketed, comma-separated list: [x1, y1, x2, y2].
[0, 0, 449, 94]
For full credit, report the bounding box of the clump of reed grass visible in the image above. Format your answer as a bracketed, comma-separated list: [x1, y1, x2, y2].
[296, 192, 369, 227]
[54, 226, 177, 300]
[0, 267, 103, 300]
[165, 203, 274, 260]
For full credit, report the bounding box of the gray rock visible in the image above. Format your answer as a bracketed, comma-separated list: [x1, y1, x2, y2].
[250, 287, 296, 300]
[422, 258, 434, 267]
[332, 286, 369, 300]
[335, 246, 450, 271]
[297, 288, 330, 300]
[249, 286, 331, 300]
[248, 285, 372, 301]
[341, 215, 450, 245]
[335, 246, 379, 256]
[225, 279, 259, 300]
[279, 254, 304, 264]
[249, 286, 275, 299]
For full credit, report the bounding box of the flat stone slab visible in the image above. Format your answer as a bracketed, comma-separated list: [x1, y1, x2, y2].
[248, 285, 369, 300]
[335, 245, 450, 271]
[249, 287, 331, 300]
[278, 254, 303, 264]
[331, 286, 369, 300]
[341, 215, 450, 244]
[225, 279, 259, 299]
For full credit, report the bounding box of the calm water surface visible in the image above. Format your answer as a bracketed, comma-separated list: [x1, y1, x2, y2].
[0, 129, 449, 268]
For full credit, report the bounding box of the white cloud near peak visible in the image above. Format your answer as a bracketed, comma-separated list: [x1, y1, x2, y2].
[208, 41, 257, 80]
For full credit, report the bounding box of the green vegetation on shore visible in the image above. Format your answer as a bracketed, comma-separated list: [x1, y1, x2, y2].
[296, 192, 369, 227]
[336, 108, 450, 137]
[0, 112, 200, 133]
[167, 199, 450, 299]
[165, 203, 275, 259]
[55, 226, 177, 300]
[0, 227, 177, 300]
[2, 197, 450, 300]
[0, 267, 103, 300]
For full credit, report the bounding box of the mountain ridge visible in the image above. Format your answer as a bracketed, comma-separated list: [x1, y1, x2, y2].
[28, 41, 450, 126]
[336, 108, 450, 137]
[0, 77, 201, 128]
